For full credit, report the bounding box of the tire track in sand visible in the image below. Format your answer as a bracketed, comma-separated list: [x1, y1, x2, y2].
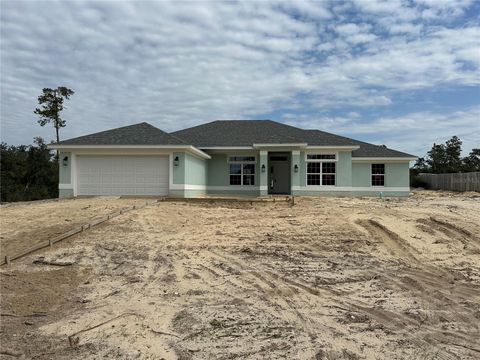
[356, 219, 419, 261]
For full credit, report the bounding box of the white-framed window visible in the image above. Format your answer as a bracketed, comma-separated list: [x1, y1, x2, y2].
[306, 153, 336, 186]
[371, 164, 385, 186]
[306, 153, 337, 161]
[228, 156, 256, 186]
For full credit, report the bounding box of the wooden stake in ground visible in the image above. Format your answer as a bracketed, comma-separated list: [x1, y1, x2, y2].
[68, 312, 143, 347]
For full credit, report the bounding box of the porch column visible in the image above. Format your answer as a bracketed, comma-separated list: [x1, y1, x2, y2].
[291, 150, 301, 194]
[259, 150, 268, 196]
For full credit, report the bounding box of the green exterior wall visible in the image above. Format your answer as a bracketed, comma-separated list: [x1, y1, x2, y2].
[298, 151, 352, 187]
[201, 151, 410, 197]
[352, 162, 410, 188]
[299, 151, 306, 186]
[385, 162, 410, 187]
[56, 149, 411, 199]
[58, 151, 73, 198]
[185, 153, 207, 186]
[172, 152, 186, 185]
[291, 152, 301, 188]
[337, 151, 352, 186]
[206, 152, 260, 187]
[352, 163, 371, 187]
[205, 151, 260, 196]
[59, 151, 71, 184]
[206, 153, 229, 186]
[259, 151, 268, 196]
[170, 152, 208, 198]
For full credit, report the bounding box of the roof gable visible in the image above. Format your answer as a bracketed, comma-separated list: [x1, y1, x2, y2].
[171, 120, 360, 147]
[55, 122, 187, 146]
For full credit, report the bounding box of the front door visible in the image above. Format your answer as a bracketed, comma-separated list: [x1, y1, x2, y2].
[268, 153, 291, 195]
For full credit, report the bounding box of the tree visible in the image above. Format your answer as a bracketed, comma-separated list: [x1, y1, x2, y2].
[444, 136, 462, 172]
[426, 143, 447, 173]
[463, 148, 480, 172]
[34, 87, 74, 144]
[0, 138, 58, 202]
[412, 136, 479, 175]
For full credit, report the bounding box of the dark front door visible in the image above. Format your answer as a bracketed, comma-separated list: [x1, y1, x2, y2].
[268, 153, 291, 195]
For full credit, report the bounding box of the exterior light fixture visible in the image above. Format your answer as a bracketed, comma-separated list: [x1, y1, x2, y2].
[261, 164, 266, 173]
[173, 156, 180, 167]
[62, 156, 69, 167]
[294, 164, 299, 173]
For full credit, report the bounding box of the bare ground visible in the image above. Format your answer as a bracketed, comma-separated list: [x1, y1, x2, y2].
[1, 191, 479, 359]
[0, 197, 148, 258]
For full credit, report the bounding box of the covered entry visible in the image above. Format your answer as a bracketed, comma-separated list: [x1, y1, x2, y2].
[268, 152, 291, 195]
[76, 155, 169, 196]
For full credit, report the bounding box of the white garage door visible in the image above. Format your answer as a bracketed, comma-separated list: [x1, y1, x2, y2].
[77, 155, 169, 196]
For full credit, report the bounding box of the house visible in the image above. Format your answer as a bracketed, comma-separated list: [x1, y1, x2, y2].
[49, 120, 416, 198]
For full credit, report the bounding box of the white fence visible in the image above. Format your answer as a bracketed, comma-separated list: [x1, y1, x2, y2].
[418, 172, 480, 192]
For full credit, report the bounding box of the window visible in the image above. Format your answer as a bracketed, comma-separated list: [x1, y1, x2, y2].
[371, 164, 385, 186]
[322, 162, 336, 185]
[306, 154, 336, 186]
[229, 156, 256, 185]
[307, 154, 336, 160]
[229, 156, 255, 162]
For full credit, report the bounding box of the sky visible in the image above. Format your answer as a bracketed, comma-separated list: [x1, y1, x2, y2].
[1, 0, 479, 158]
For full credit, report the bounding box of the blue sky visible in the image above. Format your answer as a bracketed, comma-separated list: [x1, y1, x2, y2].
[1, 0, 479, 157]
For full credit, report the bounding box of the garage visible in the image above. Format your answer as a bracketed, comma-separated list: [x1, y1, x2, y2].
[76, 155, 169, 196]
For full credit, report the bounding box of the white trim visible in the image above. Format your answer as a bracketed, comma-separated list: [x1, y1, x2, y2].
[170, 184, 206, 190]
[227, 155, 257, 163]
[292, 186, 410, 192]
[59, 184, 73, 190]
[259, 150, 268, 156]
[352, 157, 417, 162]
[253, 143, 308, 148]
[306, 145, 360, 150]
[200, 146, 253, 150]
[305, 152, 337, 187]
[170, 184, 262, 191]
[291, 150, 300, 156]
[71, 153, 77, 196]
[209, 186, 259, 191]
[228, 155, 256, 186]
[48, 145, 211, 159]
[304, 152, 338, 162]
[187, 146, 211, 160]
[169, 153, 173, 191]
[170, 185, 409, 192]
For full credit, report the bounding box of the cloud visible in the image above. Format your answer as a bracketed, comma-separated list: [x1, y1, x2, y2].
[0, 0, 478, 159]
[283, 106, 480, 156]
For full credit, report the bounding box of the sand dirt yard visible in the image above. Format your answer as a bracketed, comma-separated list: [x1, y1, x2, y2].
[0, 197, 149, 257]
[1, 191, 479, 359]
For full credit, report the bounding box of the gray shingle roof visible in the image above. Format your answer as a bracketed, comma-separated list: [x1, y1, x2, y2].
[55, 120, 415, 158]
[172, 120, 311, 147]
[305, 130, 416, 158]
[172, 120, 416, 158]
[56, 122, 187, 146]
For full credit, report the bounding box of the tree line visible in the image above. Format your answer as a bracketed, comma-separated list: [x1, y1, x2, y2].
[411, 136, 479, 188]
[413, 136, 480, 174]
[1, 138, 58, 202]
[1, 87, 74, 202]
